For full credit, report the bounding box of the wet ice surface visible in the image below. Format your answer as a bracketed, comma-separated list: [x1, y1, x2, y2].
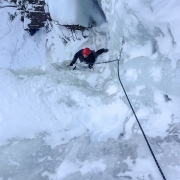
[0, 134, 160, 180]
[0, 135, 129, 180]
[1, 132, 180, 180]
[0, 63, 180, 180]
[1, 0, 180, 179]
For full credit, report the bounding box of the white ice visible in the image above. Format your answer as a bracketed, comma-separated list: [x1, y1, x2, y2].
[0, 0, 180, 179]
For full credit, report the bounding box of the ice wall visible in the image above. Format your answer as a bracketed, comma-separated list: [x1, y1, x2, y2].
[45, 0, 106, 27]
[100, 0, 180, 99]
[0, 7, 46, 68]
[99, 0, 180, 178]
[1, 0, 180, 179]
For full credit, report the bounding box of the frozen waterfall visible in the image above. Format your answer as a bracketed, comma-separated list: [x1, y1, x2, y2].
[0, 0, 180, 179]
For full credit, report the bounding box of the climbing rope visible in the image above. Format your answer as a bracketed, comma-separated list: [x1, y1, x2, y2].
[73, 55, 119, 67]
[0, 5, 18, 8]
[71, 37, 167, 179]
[73, 37, 167, 179]
[72, 54, 119, 70]
[117, 37, 166, 180]
[91, 58, 119, 64]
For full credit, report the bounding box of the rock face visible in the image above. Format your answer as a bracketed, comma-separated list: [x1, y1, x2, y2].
[21, 0, 51, 35]
[5, 0, 90, 37]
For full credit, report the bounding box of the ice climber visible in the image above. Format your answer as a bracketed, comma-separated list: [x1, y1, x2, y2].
[69, 47, 108, 69]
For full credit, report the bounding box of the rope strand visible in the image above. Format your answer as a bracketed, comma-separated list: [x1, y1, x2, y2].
[117, 38, 166, 180]
[71, 38, 166, 179]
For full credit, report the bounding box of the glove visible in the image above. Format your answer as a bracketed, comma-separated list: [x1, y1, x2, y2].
[88, 64, 93, 69]
[104, 49, 108, 52]
[70, 62, 74, 66]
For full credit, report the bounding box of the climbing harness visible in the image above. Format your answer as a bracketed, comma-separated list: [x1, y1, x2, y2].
[117, 37, 166, 180]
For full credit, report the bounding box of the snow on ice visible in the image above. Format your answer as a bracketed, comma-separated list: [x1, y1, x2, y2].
[0, 0, 180, 179]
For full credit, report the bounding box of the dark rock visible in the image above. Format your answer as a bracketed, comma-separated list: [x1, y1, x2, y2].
[22, 0, 51, 35]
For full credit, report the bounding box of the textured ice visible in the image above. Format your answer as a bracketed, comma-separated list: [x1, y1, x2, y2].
[0, 0, 180, 179]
